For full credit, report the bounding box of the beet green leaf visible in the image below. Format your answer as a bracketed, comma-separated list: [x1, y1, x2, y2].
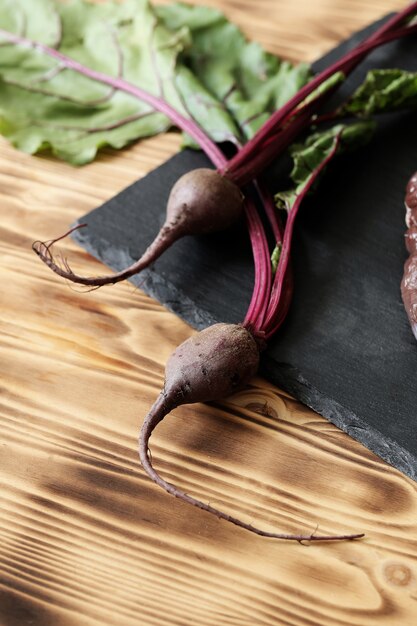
[0, 0, 311, 163]
[340, 68, 417, 116]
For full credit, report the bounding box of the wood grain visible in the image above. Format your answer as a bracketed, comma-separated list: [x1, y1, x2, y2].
[1, 1, 417, 625]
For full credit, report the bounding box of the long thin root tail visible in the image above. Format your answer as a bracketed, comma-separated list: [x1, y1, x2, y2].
[33, 222, 177, 287]
[138, 395, 365, 543]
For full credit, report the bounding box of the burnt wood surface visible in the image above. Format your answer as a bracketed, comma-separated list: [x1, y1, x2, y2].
[2, 1, 417, 625]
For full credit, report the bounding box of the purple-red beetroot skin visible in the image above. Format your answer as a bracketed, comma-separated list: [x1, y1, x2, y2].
[166, 169, 244, 237]
[401, 252, 417, 340]
[163, 322, 260, 408]
[406, 172, 417, 227]
[402, 173, 417, 341]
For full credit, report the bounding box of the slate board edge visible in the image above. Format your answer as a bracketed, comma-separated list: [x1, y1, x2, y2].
[74, 228, 417, 482]
[261, 357, 417, 481]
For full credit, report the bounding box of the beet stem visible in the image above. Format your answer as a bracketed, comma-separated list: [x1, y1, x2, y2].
[243, 192, 272, 330]
[138, 394, 364, 542]
[256, 180, 284, 244]
[262, 133, 342, 337]
[244, 181, 293, 330]
[229, 99, 323, 187]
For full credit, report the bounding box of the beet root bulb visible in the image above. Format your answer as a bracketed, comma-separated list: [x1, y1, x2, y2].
[163, 322, 260, 406]
[402, 172, 417, 340]
[138, 323, 364, 542]
[165, 168, 243, 236]
[33, 168, 243, 287]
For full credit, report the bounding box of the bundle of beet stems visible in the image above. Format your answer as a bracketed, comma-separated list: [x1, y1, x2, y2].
[5, 2, 415, 541]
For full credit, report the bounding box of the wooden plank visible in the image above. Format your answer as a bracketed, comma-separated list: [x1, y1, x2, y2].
[1, 1, 416, 625]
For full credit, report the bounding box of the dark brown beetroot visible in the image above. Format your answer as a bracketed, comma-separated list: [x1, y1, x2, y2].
[406, 200, 417, 228]
[406, 171, 417, 228]
[32, 168, 243, 287]
[401, 254, 417, 340]
[405, 226, 417, 256]
[139, 322, 364, 542]
[402, 173, 417, 341]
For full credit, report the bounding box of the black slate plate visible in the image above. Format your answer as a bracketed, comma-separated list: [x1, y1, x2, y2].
[73, 17, 417, 480]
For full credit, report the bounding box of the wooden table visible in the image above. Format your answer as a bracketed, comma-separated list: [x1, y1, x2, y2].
[1, 1, 416, 624]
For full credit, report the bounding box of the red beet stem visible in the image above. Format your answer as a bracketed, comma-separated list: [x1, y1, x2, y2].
[243, 191, 272, 330]
[263, 267, 295, 339]
[244, 181, 294, 330]
[255, 180, 285, 244]
[263, 133, 342, 337]
[228, 97, 326, 187]
[139, 393, 364, 542]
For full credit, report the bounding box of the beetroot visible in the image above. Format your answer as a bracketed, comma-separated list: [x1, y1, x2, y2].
[32, 169, 243, 287]
[402, 172, 417, 340]
[138, 323, 364, 542]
